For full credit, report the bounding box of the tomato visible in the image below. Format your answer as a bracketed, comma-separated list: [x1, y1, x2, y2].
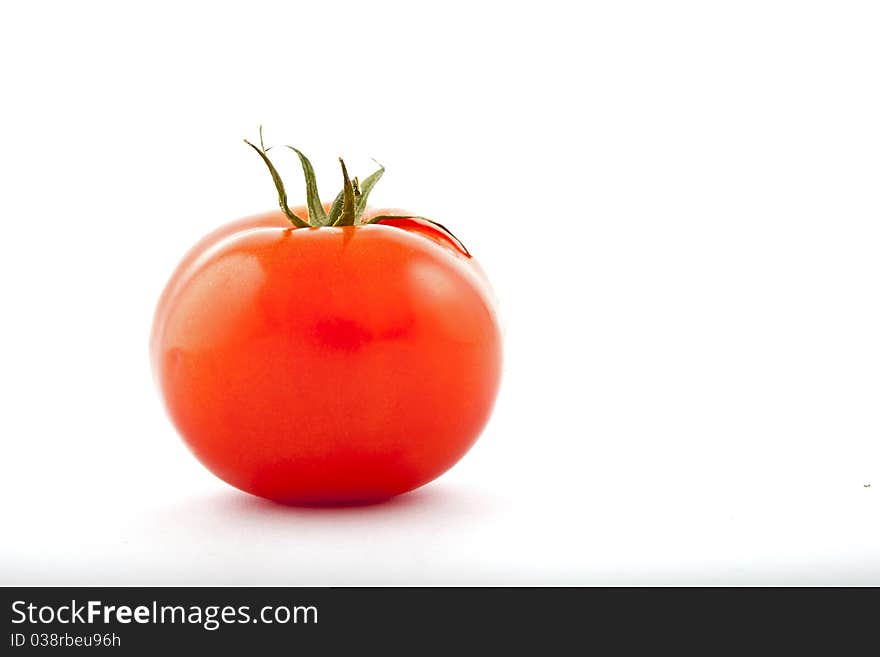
[151, 143, 502, 504]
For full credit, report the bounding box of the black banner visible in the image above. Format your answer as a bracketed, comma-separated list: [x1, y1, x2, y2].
[1, 587, 875, 653]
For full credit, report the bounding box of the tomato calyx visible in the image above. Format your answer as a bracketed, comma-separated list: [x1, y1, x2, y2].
[244, 126, 387, 228]
[242, 127, 471, 255]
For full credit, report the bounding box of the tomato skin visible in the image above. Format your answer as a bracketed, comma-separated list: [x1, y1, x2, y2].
[151, 219, 502, 504]
[152, 207, 473, 321]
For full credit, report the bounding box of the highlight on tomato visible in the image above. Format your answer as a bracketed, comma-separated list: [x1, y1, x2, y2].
[150, 129, 502, 505]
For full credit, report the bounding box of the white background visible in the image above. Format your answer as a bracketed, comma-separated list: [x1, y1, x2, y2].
[1, 1, 878, 585]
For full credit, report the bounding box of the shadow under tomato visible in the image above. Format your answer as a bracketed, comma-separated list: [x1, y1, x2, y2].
[121, 481, 501, 585]
[229, 485, 440, 514]
[134, 480, 500, 561]
[185, 479, 492, 524]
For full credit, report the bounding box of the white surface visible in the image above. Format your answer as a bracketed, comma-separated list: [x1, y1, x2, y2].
[1, 1, 878, 585]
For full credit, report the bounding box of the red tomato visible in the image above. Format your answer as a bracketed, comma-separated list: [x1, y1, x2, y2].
[151, 208, 502, 505]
